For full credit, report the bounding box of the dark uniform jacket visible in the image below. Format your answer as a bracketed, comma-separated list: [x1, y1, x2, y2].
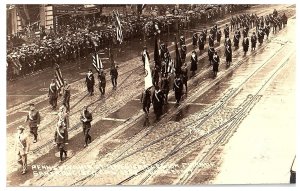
[80, 110, 93, 129]
[26, 110, 41, 128]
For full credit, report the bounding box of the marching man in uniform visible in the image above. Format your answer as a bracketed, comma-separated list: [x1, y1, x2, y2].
[251, 32, 257, 50]
[48, 79, 58, 110]
[15, 125, 30, 175]
[141, 88, 152, 118]
[25, 103, 40, 143]
[80, 105, 93, 148]
[110, 65, 118, 90]
[242, 35, 250, 56]
[192, 32, 198, 48]
[225, 44, 232, 66]
[85, 69, 95, 96]
[216, 29, 222, 44]
[190, 50, 198, 77]
[212, 52, 220, 78]
[54, 121, 68, 162]
[63, 80, 71, 112]
[173, 74, 184, 104]
[98, 70, 106, 96]
[152, 85, 164, 121]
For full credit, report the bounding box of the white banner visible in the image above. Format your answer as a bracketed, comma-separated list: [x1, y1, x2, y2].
[144, 53, 153, 90]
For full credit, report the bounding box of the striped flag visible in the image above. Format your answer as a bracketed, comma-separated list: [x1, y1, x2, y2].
[92, 52, 103, 72]
[114, 10, 123, 44]
[55, 66, 64, 89]
[144, 53, 153, 90]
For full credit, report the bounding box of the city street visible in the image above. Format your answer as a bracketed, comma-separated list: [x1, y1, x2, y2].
[6, 4, 296, 186]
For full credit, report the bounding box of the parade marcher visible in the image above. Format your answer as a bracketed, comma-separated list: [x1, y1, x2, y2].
[152, 65, 160, 87]
[250, 31, 257, 51]
[224, 37, 232, 47]
[208, 46, 215, 65]
[141, 88, 152, 118]
[265, 24, 270, 39]
[190, 50, 198, 77]
[63, 80, 71, 112]
[230, 16, 235, 31]
[198, 33, 205, 54]
[242, 36, 250, 56]
[258, 27, 265, 45]
[85, 69, 95, 96]
[80, 105, 93, 148]
[14, 126, 29, 175]
[98, 70, 106, 96]
[48, 79, 58, 110]
[181, 62, 188, 94]
[142, 46, 150, 69]
[212, 52, 220, 77]
[161, 73, 170, 104]
[180, 44, 187, 62]
[152, 85, 164, 121]
[58, 104, 69, 142]
[243, 27, 248, 38]
[25, 103, 40, 143]
[192, 32, 198, 48]
[203, 29, 208, 43]
[54, 121, 67, 162]
[224, 24, 230, 38]
[179, 35, 185, 46]
[173, 74, 184, 104]
[216, 29, 222, 44]
[282, 13, 288, 27]
[110, 65, 118, 89]
[233, 30, 240, 49]
[224, 44, 232, 66]
[208, 33, 214, 47]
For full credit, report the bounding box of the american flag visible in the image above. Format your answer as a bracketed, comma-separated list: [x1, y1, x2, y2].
[92, 52, 103, 72]
[55, 66, 64, 89]
[114, 10, 123, 44]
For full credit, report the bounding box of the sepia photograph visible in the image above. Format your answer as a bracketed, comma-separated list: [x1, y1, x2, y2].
[5, 2, 296, 187]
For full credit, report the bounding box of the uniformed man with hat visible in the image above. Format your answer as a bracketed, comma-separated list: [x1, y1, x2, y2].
[54, 121, 68, 162]
[25, 103, 41, 143]
[48, 79, 58, 110]
[80, 105, 93, 148]
[85, 69, 95, 96]
[14, 125, 29, 175]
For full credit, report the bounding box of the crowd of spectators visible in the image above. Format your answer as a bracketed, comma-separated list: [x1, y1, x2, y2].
[6, 4, 250, 80]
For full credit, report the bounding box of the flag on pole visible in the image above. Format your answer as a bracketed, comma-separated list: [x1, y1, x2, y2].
[144, 53, 153, 90]
[92, 52, 103, 72]
[175, 37, 182, 74]
[55, 66, 64, 89]
[113, 10, 123, 44]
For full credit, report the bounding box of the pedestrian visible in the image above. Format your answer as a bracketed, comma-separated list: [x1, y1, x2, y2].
[251, 32, 257, 50]
[80, 105, 93, 147]
[242, 36, 250, 56]
[258, 27, 265, 45]
[98, 70, 106, 96]
[141, 88, 152, 118]
[181, 63, 188, 94]
[54, 121, 67, 162]
[224, 24, 230, 38]
[180, 44, 187, 63]
[160, 73, 170, 104]
[216, 29, 222, 44]
[48, 79, 58, 110]
[63, 80, 71, 112]
[58, 104, 69, 142]
[208, 33, 214, 47]
[152, 65, 160, 87]
[225, 45, 232, 66]
[233, 30, 240, 49]
[208, 46, 215, 65]
[110, 65, 118, 89]
[173, 74, 184, 104]
[85, 69, 95, 96]
[192, 32, 198, 48]
[190, 50, 198, 77]
[14, 125, 29, 175]
[198, 33, 205, 55]
[212, 52, 220, 77]
[152, 85, 164, 121]
[25, 103, 40, 143]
